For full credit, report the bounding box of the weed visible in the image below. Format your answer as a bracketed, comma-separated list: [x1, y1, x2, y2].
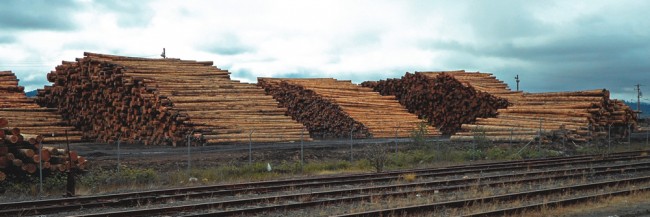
[400, 173, 417, 182]
[410, 120, 429, 146]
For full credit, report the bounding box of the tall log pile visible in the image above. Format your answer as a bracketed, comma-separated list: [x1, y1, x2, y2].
[0, 118, 87, 182]
[363, 70, 636, 142]
[361, 72, 510, 134]
[258, 78, 440, 139]
[0, 71, 83, 143]
[36, 52, 308, 145]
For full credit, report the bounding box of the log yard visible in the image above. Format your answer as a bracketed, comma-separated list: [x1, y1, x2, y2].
[1, 1, 649, 216]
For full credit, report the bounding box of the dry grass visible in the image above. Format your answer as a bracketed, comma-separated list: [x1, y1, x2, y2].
[515, 190, 650, 217]
[400, 173, 417, 182]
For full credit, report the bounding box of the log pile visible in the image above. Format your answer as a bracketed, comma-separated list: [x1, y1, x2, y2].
[363, 70, 636, 142]
[0, 118, 87, 182]
[420, 71, 638, 142]
[36, 53, 308, 145]
[0, 71, 83, 143]
[361, 72, 510, 134]
[452, 89, 637, 142]
[258, 78, 440, 139]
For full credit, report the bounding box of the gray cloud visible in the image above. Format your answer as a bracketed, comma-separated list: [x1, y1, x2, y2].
[202, 34, 254, 56]
[464, 1, 549, 41]
[94, 0, 155, 28]
[419, 1, 650, 100]
[0, 0, 81, 31]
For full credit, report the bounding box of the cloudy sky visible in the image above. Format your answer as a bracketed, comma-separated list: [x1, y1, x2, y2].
[1, 0, 648, 101]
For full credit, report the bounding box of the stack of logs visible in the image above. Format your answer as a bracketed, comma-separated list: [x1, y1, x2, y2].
[36, 52, 308, 145]
[363, 70, 636, 142]
[0, 118, 86, 182]
[415, 71, 636, 142]
[0, 71, 83, 143]
[258, 78, 440, 139]
[361, 72, 510, 134]
[452, 89, 637, 142]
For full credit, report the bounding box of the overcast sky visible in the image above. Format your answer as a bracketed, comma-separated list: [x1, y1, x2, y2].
[1, 0, 648, 101]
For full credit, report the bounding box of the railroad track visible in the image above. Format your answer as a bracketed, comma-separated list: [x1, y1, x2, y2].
[2, 150, 648, 216]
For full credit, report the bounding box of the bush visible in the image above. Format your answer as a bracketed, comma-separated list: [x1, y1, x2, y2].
[486, 147, 509, 160]
[365, 144, 389, 172]
[410, 120, 429, 146]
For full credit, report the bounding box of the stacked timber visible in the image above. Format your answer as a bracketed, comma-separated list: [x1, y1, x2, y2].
[425, 71, 637, 142]
[0, 118, 87, 182]
[364, 70, 636, 142]
[258, 78, 440, 139]
[361, 72, 510, 134]
[36, 53, 308, 145]
[0, 71, 82, 143]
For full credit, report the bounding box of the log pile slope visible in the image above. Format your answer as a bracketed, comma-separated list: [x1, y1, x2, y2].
[258, 78, 440, 139]
[36, 53, 308, 145]
[361, 72, 510, 134]
[0, 118, 87, 182]
[0, 71, 82, 143]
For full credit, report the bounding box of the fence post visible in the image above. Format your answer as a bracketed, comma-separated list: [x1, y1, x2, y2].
[628, 124, 631, 145]
[117, 134, 121, 173]
[510, 127, 513, 145]
[300, 128, 304, 166]
[537, 118, 542, 151]
[587, 122, 594, 146]
[39, 142, 43, 197]
[187, 131, 192, 175]
[350, 124, 354, 163]
[249, 129, 255, 165]
[608, 124, 611, 154]
[394, 123, 399, 154]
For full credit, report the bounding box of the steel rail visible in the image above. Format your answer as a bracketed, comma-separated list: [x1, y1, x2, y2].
[0, 150, 646, 216]
[75, 161, 650, 216]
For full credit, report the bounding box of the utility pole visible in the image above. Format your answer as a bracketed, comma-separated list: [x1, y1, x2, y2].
[515, 75, 520, 91]
[635, 84, 643, 119]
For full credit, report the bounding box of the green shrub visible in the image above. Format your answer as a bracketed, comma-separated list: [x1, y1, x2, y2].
[410, 120, 429, 146]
